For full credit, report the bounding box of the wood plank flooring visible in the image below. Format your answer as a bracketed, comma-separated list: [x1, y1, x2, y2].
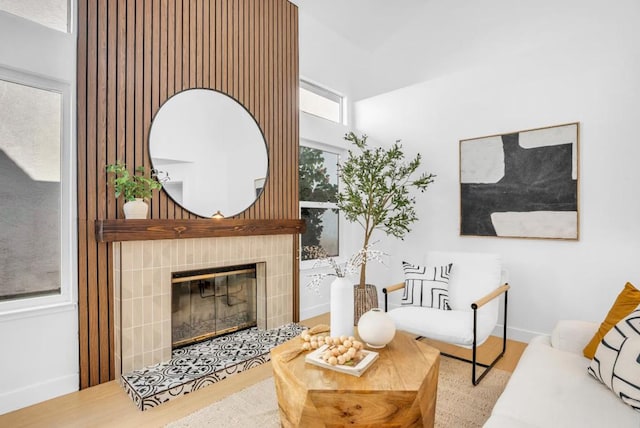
[0, 314, 527, 428]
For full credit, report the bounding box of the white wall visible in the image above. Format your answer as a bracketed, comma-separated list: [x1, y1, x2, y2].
[297, 9, 369, 320]
[354, 0, 640, 341]
[0, 307, 78, 414]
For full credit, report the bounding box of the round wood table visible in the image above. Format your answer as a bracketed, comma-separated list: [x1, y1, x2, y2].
[270, 330, 440, 427]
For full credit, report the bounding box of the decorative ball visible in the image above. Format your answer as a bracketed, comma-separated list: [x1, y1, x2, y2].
[357, 308, 396, 348]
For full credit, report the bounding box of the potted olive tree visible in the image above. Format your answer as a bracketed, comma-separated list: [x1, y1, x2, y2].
[106, 162, 165, 219]
[337, 132, 435, 322]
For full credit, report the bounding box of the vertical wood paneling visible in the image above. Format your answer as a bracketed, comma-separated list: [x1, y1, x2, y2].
[104, 0, 118, 383]
[291, 5, 300, 322]
[86, 0, 100, 387]
[151, 0, 160, 219]
[78, 0, 299, 387]
[77, 0, 89, 390]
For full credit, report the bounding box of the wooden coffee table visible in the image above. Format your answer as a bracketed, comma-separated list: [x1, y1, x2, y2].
[270, 330, 440, 427]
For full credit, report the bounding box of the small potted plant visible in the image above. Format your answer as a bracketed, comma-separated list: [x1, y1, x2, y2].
[106, 162, 166, 219]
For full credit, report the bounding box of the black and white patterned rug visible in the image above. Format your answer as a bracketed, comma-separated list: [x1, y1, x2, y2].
[121, 323, 305, 410]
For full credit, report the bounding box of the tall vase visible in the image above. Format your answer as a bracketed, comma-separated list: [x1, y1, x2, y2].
[123, 198, 148, 219]
[330, 277, 354, 337]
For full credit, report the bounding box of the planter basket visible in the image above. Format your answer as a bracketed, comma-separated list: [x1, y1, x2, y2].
[353, 284, 378, 324]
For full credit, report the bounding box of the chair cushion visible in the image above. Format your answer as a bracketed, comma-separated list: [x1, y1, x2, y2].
[401, 261, 452, 310]
[387, 305, 496, 347]
[426, 251, 501, 313]
[588, 304, 640, 411]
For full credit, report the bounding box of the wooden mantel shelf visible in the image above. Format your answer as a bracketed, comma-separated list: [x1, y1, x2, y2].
[95, 218, 306, 243]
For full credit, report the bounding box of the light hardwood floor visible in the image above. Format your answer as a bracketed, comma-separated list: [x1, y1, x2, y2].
[0, 314, 527, 428]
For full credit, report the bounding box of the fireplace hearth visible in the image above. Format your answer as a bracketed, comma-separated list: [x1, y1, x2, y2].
[122, 323, 305, 410]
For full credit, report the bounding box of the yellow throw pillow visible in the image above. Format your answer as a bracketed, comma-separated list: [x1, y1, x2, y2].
[583, 282, 640, 359]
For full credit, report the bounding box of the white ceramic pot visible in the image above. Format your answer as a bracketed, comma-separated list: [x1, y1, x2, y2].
[330, 277, 355, 337]
[123, 198, 149, 219]
[357, 308, 396, 348]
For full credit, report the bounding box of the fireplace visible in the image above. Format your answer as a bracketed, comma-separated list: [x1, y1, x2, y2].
[113, 235, 294, 377]
[171, 264, 258, 348]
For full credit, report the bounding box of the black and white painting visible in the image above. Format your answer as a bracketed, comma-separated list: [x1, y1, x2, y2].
[460, 122, 579, 239]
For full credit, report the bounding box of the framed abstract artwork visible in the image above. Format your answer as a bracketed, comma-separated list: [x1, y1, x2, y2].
[460, 122, 579, 239]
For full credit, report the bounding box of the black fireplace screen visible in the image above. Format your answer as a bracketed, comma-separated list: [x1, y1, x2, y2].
[171, 263, 257, 348]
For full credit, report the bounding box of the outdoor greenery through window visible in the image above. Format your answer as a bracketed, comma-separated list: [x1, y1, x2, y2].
[300, 79, 343, 124]
[299, 146, 340, 261]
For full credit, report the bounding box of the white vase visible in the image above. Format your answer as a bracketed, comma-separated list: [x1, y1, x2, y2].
[123, 198, 148, 219]
[357, 308, 396, 348]
[330, 277, 355, 338]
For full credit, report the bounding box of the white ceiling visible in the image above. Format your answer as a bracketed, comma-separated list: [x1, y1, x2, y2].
[291, 0, 429, 52]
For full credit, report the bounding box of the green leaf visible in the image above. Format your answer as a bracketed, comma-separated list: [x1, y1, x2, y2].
[105, 162, 164, 202]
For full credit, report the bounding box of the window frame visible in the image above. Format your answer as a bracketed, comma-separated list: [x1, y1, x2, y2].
[300, 78, 346, 125]
[299, 139, 344, 269]
[0, 33, 76, 316]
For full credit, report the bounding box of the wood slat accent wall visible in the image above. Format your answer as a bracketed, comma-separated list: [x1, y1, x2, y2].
[77, 0, 299, 389]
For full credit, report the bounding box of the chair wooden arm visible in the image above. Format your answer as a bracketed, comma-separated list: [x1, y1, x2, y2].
[382, 282, 405, 312]
[471, 283, 510, 309]
[382, 282, 406, 294]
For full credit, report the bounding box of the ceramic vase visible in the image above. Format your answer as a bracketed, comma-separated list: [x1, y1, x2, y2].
[330, 277, 355, 337]
[123, 198, 148, 219]
[357, 308, 396, 348]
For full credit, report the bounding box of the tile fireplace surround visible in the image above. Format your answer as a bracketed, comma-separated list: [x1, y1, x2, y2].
[113, 234, 294, 378]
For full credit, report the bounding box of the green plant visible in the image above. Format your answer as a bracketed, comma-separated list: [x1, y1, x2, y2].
[299, 147, 339, 252]
[337, 132, 435, 289]
[105, 162, 164, 201]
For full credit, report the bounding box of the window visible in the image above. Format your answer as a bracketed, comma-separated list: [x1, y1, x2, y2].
[299, 145, 340, 261]
[300, 79, 344, 124]
[0, 78, 63, 301]
[0, 0, 75, 312]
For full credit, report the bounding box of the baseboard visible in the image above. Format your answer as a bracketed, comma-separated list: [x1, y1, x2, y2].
[0, 373, 78, 415]
[299, 302, 330, 322]
[493, 324, 546, 344]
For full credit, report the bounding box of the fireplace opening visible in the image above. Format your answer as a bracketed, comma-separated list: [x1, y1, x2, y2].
[171, 263, 257, 349]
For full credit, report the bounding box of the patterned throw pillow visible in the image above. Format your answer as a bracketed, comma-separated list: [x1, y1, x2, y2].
[402, 261, 452, 310]
[583, 282, 640, 359]
[588, 304, 640, 412]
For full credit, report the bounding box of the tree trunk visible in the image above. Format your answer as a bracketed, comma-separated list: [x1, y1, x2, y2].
[358, 260, 367, 289]
[358, 234, 370, 289]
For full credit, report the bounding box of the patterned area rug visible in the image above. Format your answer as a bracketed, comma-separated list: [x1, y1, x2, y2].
[122, 323, 305, 410]
[167, 356, 511, 427]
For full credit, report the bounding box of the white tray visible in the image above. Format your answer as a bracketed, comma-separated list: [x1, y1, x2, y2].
[304, 344, 378, 377]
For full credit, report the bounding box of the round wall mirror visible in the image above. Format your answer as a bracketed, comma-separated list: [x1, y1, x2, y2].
[149, 88, 268, 218]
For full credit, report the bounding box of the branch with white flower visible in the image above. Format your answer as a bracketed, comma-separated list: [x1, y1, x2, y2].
[303, 243, 387, 294]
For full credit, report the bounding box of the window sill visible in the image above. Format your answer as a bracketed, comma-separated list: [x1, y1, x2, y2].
[0, 300, 77, 322]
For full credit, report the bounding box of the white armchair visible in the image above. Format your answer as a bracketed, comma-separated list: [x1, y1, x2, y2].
[383, 251, 510, 385]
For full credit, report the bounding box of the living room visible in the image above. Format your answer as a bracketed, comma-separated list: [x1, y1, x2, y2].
[1, 0, 639, 426]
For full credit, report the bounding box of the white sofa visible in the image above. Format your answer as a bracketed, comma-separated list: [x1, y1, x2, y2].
[484, 320, 640, 427]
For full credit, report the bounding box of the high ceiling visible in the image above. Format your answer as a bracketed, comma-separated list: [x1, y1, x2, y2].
[291, 0, 429, 52]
